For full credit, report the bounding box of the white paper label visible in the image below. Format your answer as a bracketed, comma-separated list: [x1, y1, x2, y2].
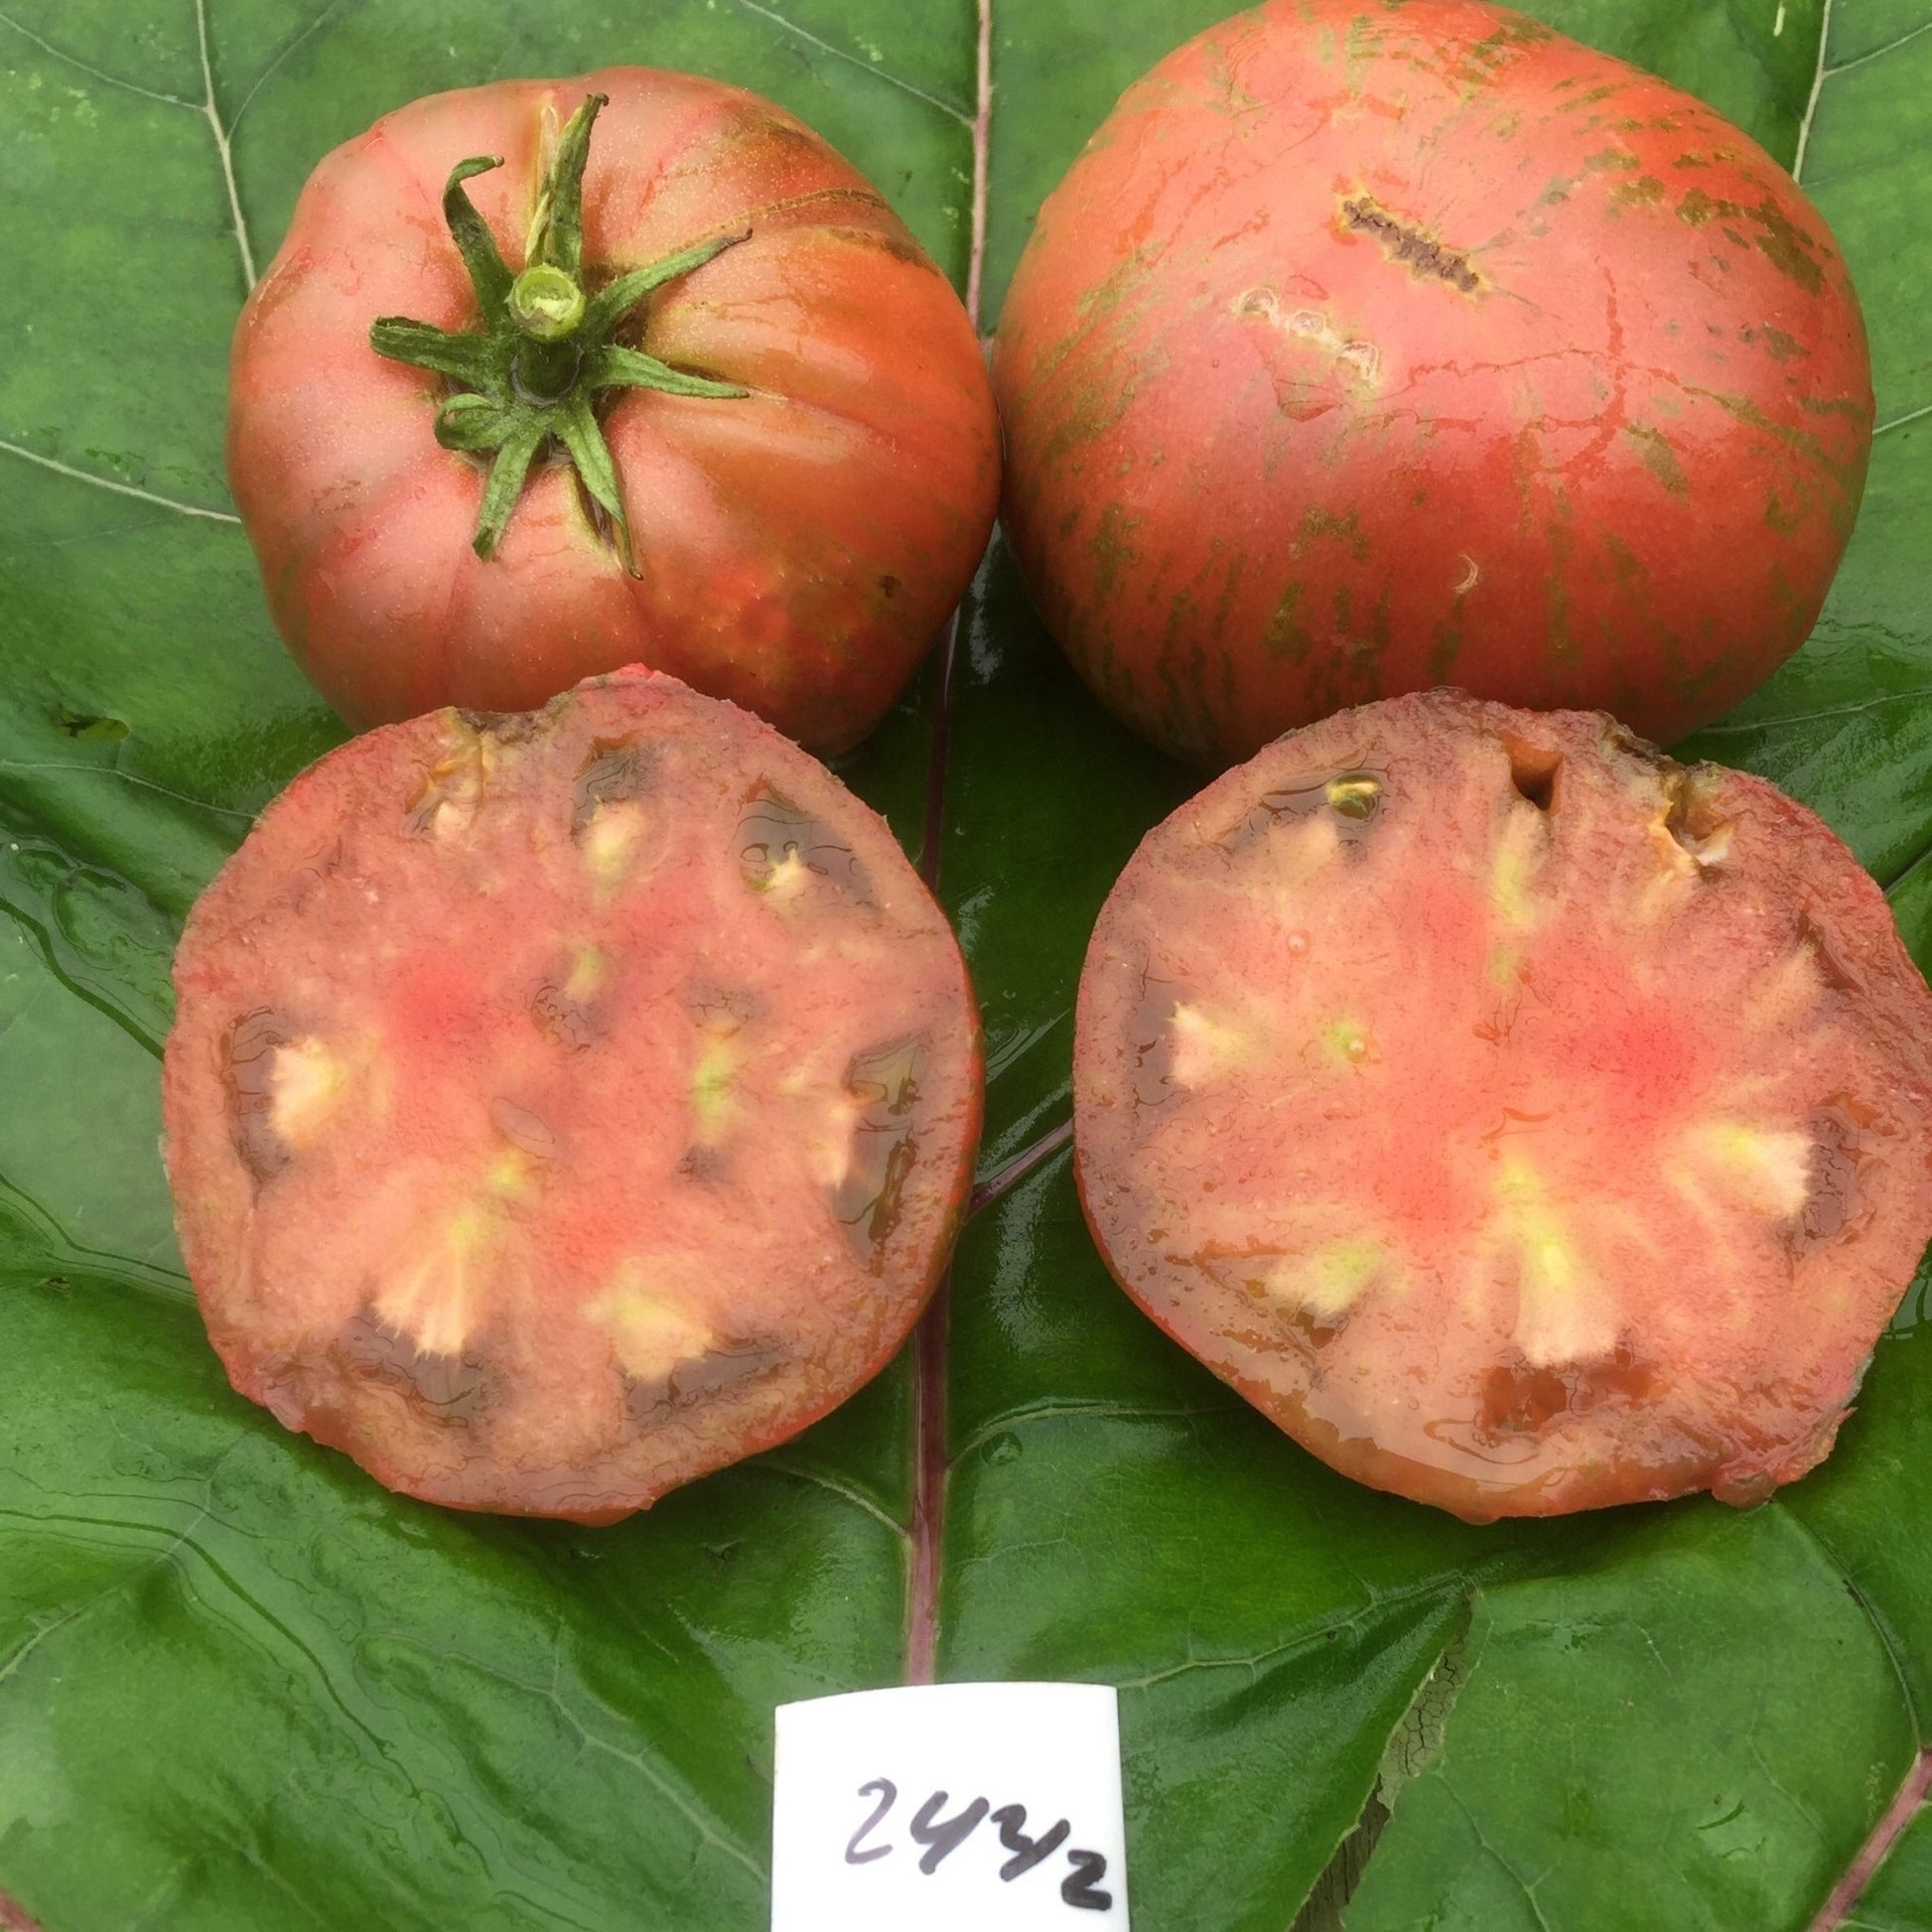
[770, 1681, 1130, 1931]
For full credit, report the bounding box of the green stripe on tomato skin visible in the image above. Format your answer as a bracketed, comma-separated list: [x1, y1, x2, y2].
[993, 0, 1874, 770]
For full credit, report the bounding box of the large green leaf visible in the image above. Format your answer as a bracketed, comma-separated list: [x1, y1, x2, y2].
[2, 1, 1928, 1927]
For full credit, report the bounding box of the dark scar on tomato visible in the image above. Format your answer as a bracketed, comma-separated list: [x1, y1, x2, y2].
[736, 783, 876, 906]
[339, 1311, 490, 1419]
[1477, 1345, 1654, 1439]
[1341, 196, 1480, 292]
[531, 979, 602, 1050]
[1801, 1099, 1876, 1246]
[573, 739, 654, 832]
[455, 707, 542, 744]
[224, 1008, 296, 1181]
[624, 1338, 782, 1422]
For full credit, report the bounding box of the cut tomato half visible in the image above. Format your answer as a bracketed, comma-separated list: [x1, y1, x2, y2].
[1074, 691, 1932, 1520]
[164, 670, 981, 1522]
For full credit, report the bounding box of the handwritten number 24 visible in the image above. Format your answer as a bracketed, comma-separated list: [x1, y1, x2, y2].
[843, 1778, 1112, 1910]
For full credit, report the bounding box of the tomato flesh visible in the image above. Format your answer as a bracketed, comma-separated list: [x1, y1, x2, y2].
[163, 672, 981, 1521]
[1074, 693, 1932, 1519]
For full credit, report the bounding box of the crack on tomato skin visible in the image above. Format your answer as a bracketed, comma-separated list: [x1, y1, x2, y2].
[1340, 195, 1481, 293]
[1660, 768, 1732, 863]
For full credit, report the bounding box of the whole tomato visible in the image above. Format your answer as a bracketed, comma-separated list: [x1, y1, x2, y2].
[229, 71, 1000, 755]
[993, 0, 1872, 767]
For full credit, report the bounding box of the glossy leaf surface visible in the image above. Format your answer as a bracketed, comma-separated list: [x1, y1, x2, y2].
[2, 1, 1929, 1928]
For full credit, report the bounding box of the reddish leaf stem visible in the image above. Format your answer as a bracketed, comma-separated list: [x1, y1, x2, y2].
[903, 0, 994, 1689]
[970, 1118, 1073, 1217]
[905, 610, 959, 1690]
[1809, 1747, 1932, 1931]
[0, 1888, 45, 1932]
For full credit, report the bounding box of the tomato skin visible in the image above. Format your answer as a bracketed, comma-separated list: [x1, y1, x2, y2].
[993, 0, 1872, 768]
[228, 69, 1000, 756]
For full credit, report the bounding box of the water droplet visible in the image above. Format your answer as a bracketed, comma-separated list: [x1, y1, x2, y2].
[489, 1098, 558, 1163]
[1326, 773, 1382, 820]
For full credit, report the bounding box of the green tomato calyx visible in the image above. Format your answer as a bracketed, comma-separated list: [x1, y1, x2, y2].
[368, 93, 751, 572]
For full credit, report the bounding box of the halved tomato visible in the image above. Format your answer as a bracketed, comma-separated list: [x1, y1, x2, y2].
[1074, 691, 1932, 1519]
[163, 671, 981, 1521]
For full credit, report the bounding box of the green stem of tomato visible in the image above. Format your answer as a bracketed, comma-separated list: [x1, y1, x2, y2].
[508, 265, 587, 344]
[366, 93, 750, 573]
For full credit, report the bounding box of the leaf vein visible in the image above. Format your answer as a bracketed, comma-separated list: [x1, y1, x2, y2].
[1115, 1580, 1461, 1693]
[719, 0, 971, 123]
[1791, 0, 1835, 182]
[1824, 16, 1932, 79]
[0, 8, 196, 108]
[196, 0, 257, 288]
[969, 1115, 1071, 1216]
[227, 0, 345, 136]
[1691, 685, 1932, 737]
[0, 1168, 188, 1299]
[1884, 838, 1932, 897]
[1877, 401, 1932, 438]
[0, 437, 239, 520]
[1442, 1783, 1559, 1932]
[951, 1397, 1247, 1466]
[752, 1455, 909, 1541]
[1778, 1501, 1923, 1735]
[0, 759, 253, 824]
[386, 1636, 769, 1886]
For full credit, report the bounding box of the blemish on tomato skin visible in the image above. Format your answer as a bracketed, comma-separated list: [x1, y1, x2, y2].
[1609, 176, 1666, 209]
[1337, 193, 1481, 293]
[1295, 504, 1371, 561]
[1087, 500, 1142, 600]
[1624, 423, 1688, 494]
